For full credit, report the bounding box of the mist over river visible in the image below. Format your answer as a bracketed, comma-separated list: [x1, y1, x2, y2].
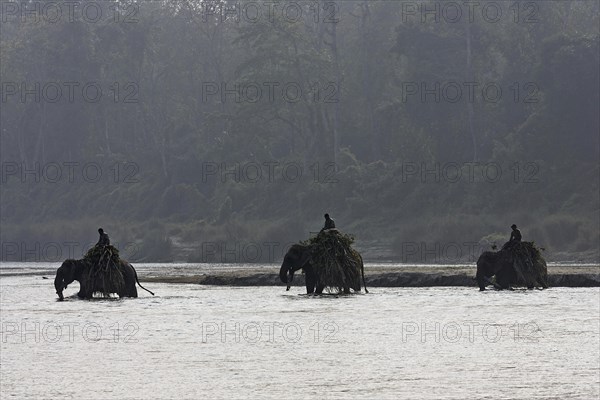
[1, 266, 598, 400]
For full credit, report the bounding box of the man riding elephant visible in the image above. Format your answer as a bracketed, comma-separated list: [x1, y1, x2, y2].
[97, 228, 110, 247]
[501, 224, 521, 250]
[321, 213, 336, 232]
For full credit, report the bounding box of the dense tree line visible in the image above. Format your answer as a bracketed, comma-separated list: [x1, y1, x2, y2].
[1, 0, 598, 262]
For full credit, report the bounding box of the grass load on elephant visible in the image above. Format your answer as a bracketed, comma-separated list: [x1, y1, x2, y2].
[301, 230, 363, 293]
[506, 241, 548, 287]
[83, 245, 125, 297]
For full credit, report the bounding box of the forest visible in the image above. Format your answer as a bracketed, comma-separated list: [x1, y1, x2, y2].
[1, 0, 598, 263]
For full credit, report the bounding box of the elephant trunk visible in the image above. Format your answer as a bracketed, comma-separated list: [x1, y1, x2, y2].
[476, 257, 490, 291]
[54, 273, 64, 300]
[279, 265, 295, 283]
[279, 265, 289, 284]
[279, 264, 295, 291]
[286, 270, 295, 291]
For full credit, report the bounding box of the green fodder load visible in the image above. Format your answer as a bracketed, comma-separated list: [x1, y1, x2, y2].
[302, 230, 362, 293]
[83, 245, 124, 297]
[503, 241, 548, 288]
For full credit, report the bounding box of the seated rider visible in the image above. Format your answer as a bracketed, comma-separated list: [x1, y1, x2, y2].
[96, 228, 110, 247]
[510, 224, 522, 242]
[502, 224, 521, 250]
[321, 213, 336, 232]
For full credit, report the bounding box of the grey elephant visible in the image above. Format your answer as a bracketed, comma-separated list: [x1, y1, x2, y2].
[54, 259, 154, 300]
[279, 244, 368, 294]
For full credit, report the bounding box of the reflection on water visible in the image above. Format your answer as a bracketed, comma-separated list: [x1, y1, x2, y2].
[1, 274, 599, 399]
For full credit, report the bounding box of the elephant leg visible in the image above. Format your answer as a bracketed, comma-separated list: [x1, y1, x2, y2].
[529, 277, 541, 290]
[127, 273, 138, 297]
[477, 275, 487, 291]
[119, 262, 138, 298]
[542, 273, 549, 288]
[479, 279, 487, 291]
[315, 284, 325, 295]
[305, 272, 317, 294]
[121, 281, 137, 298]
[343, 287, 351, 294]
[78, 281, 92, 299]
[496, 274, 511, 290]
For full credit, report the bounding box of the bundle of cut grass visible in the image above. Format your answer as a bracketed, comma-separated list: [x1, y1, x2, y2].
[302, 229, 362, 293]
[84, 244, 120, 266]
[503, 241, 548, 288]
[83, 245, 124, 297]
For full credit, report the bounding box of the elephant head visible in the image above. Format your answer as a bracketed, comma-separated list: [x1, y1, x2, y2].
[476, 251, 517, 290]
[279, 244, 312, 287]
[54, 259, 83, 300]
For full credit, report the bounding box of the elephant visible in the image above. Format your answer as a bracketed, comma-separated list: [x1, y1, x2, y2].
[476, 249, 548, 291]
[54, 259, 154, 300]
[279, 244, 368, 294]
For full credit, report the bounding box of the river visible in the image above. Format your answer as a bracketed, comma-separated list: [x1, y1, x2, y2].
[1, 264, 599, 399]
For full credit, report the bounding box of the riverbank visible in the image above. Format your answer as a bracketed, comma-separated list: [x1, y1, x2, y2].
[3, 263, 598, 287]
[142, 265, 600, 288]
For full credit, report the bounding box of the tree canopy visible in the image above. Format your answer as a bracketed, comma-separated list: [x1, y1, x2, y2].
[1, 0, 598, 262]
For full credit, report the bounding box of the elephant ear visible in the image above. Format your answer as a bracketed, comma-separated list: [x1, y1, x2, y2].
[285, 245, 311, 268]
[61, 259, 79, 278]
[296, 246, 312, 268]
[286, 244, 300, 258]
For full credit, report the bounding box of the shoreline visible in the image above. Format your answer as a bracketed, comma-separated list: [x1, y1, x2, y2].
[141, 265, 600, 288]
[3, 265, 598, 287]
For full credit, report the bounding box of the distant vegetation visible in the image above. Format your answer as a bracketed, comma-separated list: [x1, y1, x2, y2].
[1, 1, 598, 262]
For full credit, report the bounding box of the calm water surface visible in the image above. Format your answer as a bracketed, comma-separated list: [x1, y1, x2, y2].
[1, 265, 599, 400]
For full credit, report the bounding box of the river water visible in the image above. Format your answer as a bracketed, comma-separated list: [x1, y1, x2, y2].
[1, 264, 599, 399]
